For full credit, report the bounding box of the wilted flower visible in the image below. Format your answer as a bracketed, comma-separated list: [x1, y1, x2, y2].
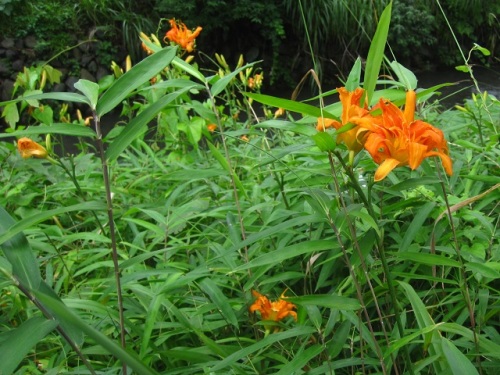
[164, 19, 202, 53]
[17, 137, 48, 159]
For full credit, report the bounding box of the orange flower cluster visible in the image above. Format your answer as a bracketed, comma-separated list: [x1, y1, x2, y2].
[17, 137, 48, 159]
[317, 87, 453, 181]
[249, 290, 297, 323]
[164, 19, 202, 53]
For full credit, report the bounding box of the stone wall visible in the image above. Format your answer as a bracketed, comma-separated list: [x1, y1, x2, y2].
[0, 34, 127, 103]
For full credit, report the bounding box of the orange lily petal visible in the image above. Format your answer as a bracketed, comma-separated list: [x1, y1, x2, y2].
[374, 158, 401, 181]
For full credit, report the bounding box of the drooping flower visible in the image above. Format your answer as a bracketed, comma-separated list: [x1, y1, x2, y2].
[17, 137, 48, 159]
[355, 90, 453, 181]
[207, 123, 217, 132]
[316, 87, 369, 154]
[249, 290, 297, 323]
[164, 19, 202, 53]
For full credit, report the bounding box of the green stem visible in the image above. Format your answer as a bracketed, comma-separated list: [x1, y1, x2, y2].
[334, 151, 415, 375]
[92, 110, 127, 375]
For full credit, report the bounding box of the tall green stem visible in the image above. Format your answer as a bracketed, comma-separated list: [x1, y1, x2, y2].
[334, 152, 415, 374]
[92, 110, 127, 375]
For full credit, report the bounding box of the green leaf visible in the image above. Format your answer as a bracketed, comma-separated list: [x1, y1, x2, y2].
[35, 291, 159, 375]
[312, 132, 337, 152]
[396, 252, 460, 268]
[0, 92, 90, 107]
[105, 86, 196, 161]
[207, 141, 247, 198]
[209, 326, 316, 372]
[275, 344, 324, 375]
[389, 60, 417, 90]
[328, 320, 352, 358]
[455, 65, 471, 73]
[0, 201, 106, 245]
[211, 62, 257, 97]
[245, 93, 338, 120]
[256, 119, 317, 136]
[1, 102, 19, 129]
[399, 281, 446, 374]
[363, 2, 392, 104]
[466, 262, 500, 279]
[74, 79, 100, 109]
[0, 123, 96, 139]
[286, 294, 361, 310]
[473, 43, 490, 56]
[198, 278, 239, 328]
[0, 317, 58, 375]
[171, 56, 206, 82]
[345, 57, 362, 91]
[441, 338, 479, 375]
[388, 177, 441, 192]
[400, 202, 435, 252]
[97, 46, 177, 117]
[0, 206, 42, 290]
[232, 240, 336, 272]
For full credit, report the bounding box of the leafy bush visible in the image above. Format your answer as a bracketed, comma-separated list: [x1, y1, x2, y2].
[0, 3, 499, 374]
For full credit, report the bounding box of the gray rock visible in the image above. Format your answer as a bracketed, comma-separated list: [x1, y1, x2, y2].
[87, 60, 97, 73]
[65, 76, 80, 92]
[24, 35, 37, 49]
[96, 66, 109, 81]
[12, 59, 25, 72]
[80, 68, 95, 82]
[1, 38, 15, 49]
[0, 79, 14, 102]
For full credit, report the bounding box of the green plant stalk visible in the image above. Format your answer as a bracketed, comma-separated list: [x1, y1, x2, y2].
[2, 270, 97, 375]
[326, 152, 390, 374]
[92, 110, 127, 375]
[437, 168, 482, 374]
[333, 152, 415, 374]
[55, 156, 107, 235]
[204, 82, 249, 267]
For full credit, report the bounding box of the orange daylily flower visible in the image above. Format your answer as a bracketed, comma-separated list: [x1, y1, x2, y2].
[249, 290, 297, 323]
[164, 19, 202, 53]
[316, 87, 369, 154]
[355, 90, 453, 181]
[17, 137, 48, 159]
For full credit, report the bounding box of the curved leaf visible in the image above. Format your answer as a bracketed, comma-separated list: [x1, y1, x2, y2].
[0, 317, 58, 374]
[97, 46, 177, 117]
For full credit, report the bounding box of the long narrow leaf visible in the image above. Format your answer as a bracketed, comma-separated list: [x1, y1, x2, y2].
[363, 2, 392, 104]
[35, 291, 159, 375]
[198, 278, 239, 328]
[0, 206, 41, 290]
[399, 281, 446, 373]
[441, 338, 479, 375]
[209, 326, 316, 372]
[0, 123, 96, 139]
[0, 92, 90, 107]
[245, 93, 337, 119]
[0, 201, 106, 245]
[97, 46, 177, 117]
[0, 317, 58, 374]
[105, 86, 196, 161]
[211, 62, 258, 97]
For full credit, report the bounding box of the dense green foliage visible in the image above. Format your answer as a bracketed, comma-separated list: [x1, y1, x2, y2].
[0, 2, 499, 374]
[1, 0, 497, 86]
